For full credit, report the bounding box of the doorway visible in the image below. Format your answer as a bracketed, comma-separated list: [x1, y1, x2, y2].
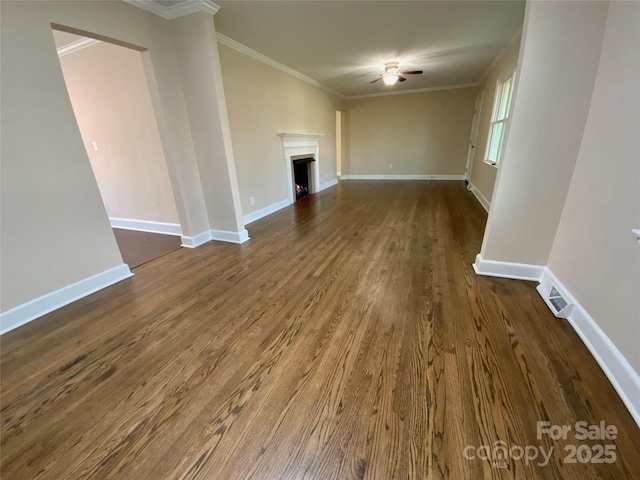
[53, 28, 182, 268]
[465, 92, 484, 183]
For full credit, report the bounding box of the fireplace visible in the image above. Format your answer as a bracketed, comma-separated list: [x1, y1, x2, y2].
[293, 156, 315, 199]
[278, 133, 325, 205]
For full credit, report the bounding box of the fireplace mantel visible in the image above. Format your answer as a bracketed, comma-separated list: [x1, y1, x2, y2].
[278, 133, 325, 205]
[277, 133, 325, 143]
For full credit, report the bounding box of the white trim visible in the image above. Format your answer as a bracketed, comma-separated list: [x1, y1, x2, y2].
[0, 264, 133, 335]
[484, 70, 516, 167]
[472, 254, 545, 281]
[465, 91, 484, 182]
[467, 183, 491, 212]
[164, 0, 220, 19]
[477, 24, 523, 84]
[109, 217, 182, 236]
[123, 0, 220, 19]
[56, 37, 101, 57]
[217, 34, 345, 99]
[242, 181, 337, 226]
[277, 133, 326, 140]
[181, 228, 249, 247]
[123, 0, 166, 18]
[210, 229, 250, 244]
[346, 83, 477, 100]
[341, 174, 464, 181]
[243, 199, 289, 225]
[483, 159, 500, 169]
[536, 268, 640, 427]
[181, 231, 212, 248]
[318, 179, 338, 191]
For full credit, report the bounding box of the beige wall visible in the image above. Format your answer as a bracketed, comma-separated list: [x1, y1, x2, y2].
[59, 40, 180, 224]
[548, 1, 640, 372]
[469, 33, 522, 203]
[345, 88, 476, 176]
[218, 44, 345, 215]
[480, 0, 608, 265]
[1, 1, 242, 313]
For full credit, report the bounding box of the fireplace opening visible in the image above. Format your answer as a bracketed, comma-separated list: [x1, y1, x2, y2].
[293, 157, 315, 199]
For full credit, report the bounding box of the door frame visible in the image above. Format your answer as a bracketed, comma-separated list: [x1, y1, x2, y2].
[465, 91, 484, 183]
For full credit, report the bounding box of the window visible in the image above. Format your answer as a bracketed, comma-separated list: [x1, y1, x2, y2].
[484, 73, 515, 166]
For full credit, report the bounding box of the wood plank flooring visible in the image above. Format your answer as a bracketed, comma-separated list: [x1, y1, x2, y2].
[1, 181, 639, 479]
[112, 228, 182, 268]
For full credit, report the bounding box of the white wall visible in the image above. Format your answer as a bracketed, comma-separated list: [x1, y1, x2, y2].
[59, 40, 180, 225]
[548, 1, 640, 373]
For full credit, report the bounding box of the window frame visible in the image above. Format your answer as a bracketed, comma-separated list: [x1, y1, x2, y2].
[484, 71, 516, 167]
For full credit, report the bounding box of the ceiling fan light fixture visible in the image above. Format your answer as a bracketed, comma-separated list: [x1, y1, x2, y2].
[384, 61, 399, 74]
[383, 73, 398, 86]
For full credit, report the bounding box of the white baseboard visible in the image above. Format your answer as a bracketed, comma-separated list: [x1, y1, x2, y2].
[318, 179, 339, 191]
[243, 199, 289, 225]
[181, 228, 250, 248]
[242, 181, 338, 227]
[181, 231, 212, 248]
[210, 229, 250, 244]
[0, 264, 133, 335]
[537, 268, 640, 427]
[110, 217, 182, 236]
[472, 254, 545, 281]
[341, 174, 465, 181]
[468, 183, 491, 212]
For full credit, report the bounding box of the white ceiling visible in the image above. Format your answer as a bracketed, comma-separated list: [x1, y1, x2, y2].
[55, 2, 525, 98]
[213, 1, 525, 97]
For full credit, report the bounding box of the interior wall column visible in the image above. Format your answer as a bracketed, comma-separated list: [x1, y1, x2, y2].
[170, 10, 247, 240]
[140, 49, 211, 241]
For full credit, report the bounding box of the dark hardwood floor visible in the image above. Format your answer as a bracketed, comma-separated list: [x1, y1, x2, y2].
[1, 181, 639, 479]
[112, 228, 182, 268]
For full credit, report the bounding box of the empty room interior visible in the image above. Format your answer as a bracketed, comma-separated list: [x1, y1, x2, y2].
[1, 1, 639, 479]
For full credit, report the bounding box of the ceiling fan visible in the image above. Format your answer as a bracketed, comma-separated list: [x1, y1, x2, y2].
[370, 61, 423, 86]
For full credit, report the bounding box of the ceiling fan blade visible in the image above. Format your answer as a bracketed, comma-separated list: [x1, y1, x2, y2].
[400, 70, 423, 75]
[398, 76, 407, 82]
[370, 77, 382, 84]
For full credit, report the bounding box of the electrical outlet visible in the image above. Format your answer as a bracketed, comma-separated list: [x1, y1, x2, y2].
[388, 163, 393, 169]
[250, 196, 255, 206]
[92, 141, 99, 152]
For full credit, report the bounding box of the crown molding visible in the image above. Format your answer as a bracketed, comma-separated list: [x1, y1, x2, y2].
[123, 0, 165, 18]
[216, 33, 345, 100]
[345, 83, 478, 100]
[476, 24, 523, 85]
[166, 0, 220, 19]
[57, 37, 101, 57]
[123, 0, 220, 20]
